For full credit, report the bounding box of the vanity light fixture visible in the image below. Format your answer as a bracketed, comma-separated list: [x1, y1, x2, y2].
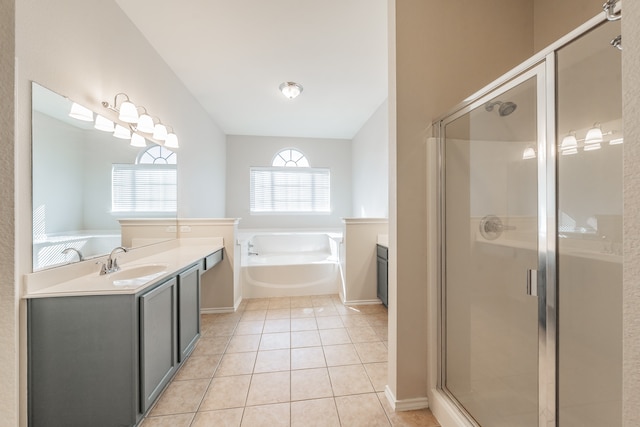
[94, 115, 115, 132]
[113, 124, 132, 139]
[560, 131, 578, 155]
[69, 102, 94, 122]
[609, 137, 624, 145]
[279, 82, 303, 99]
[164, 127, 179, 148]
[130, 133, 147, 147]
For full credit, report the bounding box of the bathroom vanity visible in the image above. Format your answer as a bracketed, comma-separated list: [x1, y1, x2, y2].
[25, 241, 223, 427]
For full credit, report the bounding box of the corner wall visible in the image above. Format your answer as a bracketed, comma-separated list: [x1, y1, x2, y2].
[0, 0, 16, 424]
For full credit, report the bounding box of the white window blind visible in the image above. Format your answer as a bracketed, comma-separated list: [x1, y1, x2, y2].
[250, 167, 330, 213]
[112, 164, 177, 214]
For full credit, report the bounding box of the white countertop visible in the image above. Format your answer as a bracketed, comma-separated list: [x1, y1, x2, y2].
[24, 238, 224, 298]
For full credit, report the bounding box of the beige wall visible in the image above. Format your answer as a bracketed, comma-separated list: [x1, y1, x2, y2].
[623, 2, 640, 425]
[0, 0, 16, 424]
[533, 0, 602, 52]
[389, 0, 533, 405]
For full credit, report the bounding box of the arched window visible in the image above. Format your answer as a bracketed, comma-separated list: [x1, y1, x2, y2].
[250, 148, 330, 213]
[112, 145, 177, 215]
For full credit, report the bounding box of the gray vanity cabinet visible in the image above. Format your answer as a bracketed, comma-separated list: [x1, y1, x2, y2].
[140, 277, 177, 413]
[178, 265, 200, 362]
[377, 244, 388, 307]
[28, 261, 205, 427]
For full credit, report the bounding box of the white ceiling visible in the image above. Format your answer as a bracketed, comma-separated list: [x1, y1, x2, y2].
[115, 0, 389, 140]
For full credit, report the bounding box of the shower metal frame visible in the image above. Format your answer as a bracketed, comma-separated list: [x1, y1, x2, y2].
[434, 10, 613, 427]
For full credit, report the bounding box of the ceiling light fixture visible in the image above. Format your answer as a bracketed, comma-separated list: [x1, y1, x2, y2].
[279, 82, 303, 99]
[69, 102, 94, 121]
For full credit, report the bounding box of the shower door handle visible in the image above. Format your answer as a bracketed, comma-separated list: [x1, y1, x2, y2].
[526, 269, 538, 297]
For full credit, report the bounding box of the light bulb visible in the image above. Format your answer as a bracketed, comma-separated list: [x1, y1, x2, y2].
[279, 82, 303, 99]
[560, 133, 577, 151]
[164, 132, 179, 148]
[69, 102, 94, 121]
[137, 114, 155, 133]
[522, 146, 536, 160]
[153, 123, 168, 140]
[118, 100, 139, 123]
[130, 133, 147, 147]
[113, 124, 131, 139]
[94, 115, 115, 132]
[585, 124, 603, 144]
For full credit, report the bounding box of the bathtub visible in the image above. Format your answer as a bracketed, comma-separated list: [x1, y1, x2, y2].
[240, 232, 343, 298]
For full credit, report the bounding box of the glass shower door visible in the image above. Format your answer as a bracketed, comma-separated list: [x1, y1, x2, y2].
[442, 66, 545, 427]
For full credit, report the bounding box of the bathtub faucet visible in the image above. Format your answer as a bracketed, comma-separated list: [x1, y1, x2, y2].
[248, 242, 259, 256]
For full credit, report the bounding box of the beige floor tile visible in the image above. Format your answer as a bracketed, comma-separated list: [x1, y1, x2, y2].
[203, 321, 237, 337]
[246, 371, 291, 406]
[291, 317, 318, 331]
[359, 304, 388, 315]
[200, 375, 251, 411]
[376, 392, 440, 426]
[316, 316, 344, 329]
[347, 326, 381, 343]
[291, 330, 322, 348]
[174, 354, 221, 380]
[259, 332, 290, 350]
[227, 334, 261, 353]
[364, 362, 388, 392]
[323, 344, 362, 366]
[291, 398, 341, 427]
[254, 349, 291, 373]
[340, 314, 371, 328]
[329, 365, 375, 396]
[355, 342, 388, 363]
[266, 308, 291, 320]
[215, 352, 257, 377]
[290, 307, 316, 318]
[366, 313, 389, 327]
[335, 393, 391, 427]
[241, 403, 290, 427]
[375, 325, 389, 342]
[191, 407, 243, 427]
[140, 413, 195, 427]
[291, 368, 333, 401]
[268, 297, 291, 309]
[235, 320, 265, 335]
[192, 336, 230, 356]
[149, 379, 209, 416]
[263, 318, 290, 333]
[314, 305, 339, 317]
[245, 299, 270, 310]
[240, 309, 267, 322]
[290, 296, 313, 308]
[291, 346, 326, 370]
[311, 296, 335, 307]
[319, 328, 351, 345]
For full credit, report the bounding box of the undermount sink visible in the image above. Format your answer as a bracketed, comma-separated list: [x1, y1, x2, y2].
[109, 263, 168, 287]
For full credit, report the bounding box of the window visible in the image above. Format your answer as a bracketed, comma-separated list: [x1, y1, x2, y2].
[250, 149, 330, 213]
[111, 145, 177, 215]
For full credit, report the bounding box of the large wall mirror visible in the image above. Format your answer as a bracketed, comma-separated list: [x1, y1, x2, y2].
[32, 82, 178, 271]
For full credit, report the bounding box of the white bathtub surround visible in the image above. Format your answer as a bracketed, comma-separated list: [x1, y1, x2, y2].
[177, 218, 241, 313]
[341, 218, 389, 305]
[119, 218, 178, 248]
[240, 232, 343, 298]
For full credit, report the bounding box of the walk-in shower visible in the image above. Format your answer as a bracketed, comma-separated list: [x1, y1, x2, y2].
[436, 14, 622, 427]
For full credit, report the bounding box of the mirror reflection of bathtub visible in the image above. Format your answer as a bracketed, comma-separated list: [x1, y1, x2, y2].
[239, 232, 343, 298]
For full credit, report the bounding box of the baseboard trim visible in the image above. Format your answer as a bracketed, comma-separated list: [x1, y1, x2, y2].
[342, 298, 382, 306]
[384, 385, 429, 412]
[200, 307, 235, 314]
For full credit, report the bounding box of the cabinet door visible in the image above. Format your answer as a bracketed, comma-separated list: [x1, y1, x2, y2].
[140, 278, 177, 413]
[377, 253, 388, 307]
[178, 265, 200, 362]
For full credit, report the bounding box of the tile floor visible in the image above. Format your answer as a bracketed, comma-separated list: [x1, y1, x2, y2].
[141, 294, 440, 427]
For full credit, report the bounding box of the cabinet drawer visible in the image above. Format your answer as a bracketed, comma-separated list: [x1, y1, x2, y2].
[204, 250, 223, 271]
[377, 244, 388, 260]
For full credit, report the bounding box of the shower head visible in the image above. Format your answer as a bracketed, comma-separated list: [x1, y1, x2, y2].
[484, 100, 517, 116]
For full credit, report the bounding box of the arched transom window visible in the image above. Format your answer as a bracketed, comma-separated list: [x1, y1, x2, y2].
[272, 148, 310, 167]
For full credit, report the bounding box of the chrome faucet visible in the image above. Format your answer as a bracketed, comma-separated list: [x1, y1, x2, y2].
[62, 247, 84, 262]
[98, 246, 128, 275]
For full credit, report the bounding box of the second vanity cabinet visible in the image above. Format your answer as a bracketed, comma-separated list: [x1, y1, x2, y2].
[28, 250, 219, 427]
